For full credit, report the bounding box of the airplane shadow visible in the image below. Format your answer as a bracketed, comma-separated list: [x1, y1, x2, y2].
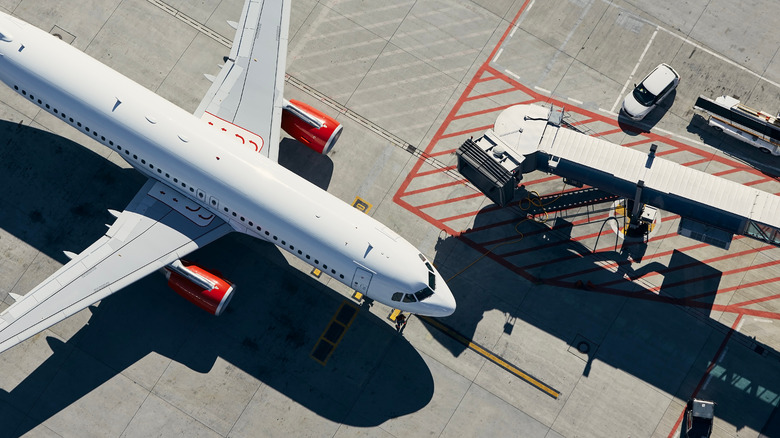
[278, 137, 334, 190]
[0, 122, 431, 435]
[429, 203, 778, 432]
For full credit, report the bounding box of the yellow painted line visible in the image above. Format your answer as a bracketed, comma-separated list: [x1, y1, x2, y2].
[352, 196, 372, 213]
[310, 301, 359, 366]
[419, 316, 561, 399]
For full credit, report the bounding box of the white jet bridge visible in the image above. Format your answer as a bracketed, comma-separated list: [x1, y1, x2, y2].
[456, 104, 780, 249]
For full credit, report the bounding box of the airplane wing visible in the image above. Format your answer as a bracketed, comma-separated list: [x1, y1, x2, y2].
[0, 179, 233, 354]
[194, 0, 290, 162]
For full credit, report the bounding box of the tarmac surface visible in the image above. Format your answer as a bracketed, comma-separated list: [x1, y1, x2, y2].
[1, 0, 780, 437]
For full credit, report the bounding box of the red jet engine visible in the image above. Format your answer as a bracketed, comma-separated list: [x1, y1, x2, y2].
[281, 99, 342, 155]
[163, 260, 235, 316]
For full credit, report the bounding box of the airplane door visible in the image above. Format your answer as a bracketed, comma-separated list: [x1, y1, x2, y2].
[352, 266, 373, 294]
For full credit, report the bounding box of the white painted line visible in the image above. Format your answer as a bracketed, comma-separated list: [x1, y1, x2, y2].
[568, 97, 583, 105]
[510, 26, 517, 37]
[652, 127, 705, 146]
[598, 108, 618, 117]
[656, 26, 780, 90]
[534, 86, 551, 94]
[701, 346, 728, 391]
[493, 48, 504, 63]
[611, 27, 658, 113]
[505, 69, 520, 80]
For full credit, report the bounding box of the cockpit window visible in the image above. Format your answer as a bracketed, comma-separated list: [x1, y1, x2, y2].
[414, 287, 434, 302]
[428, 271, 436, 290]
[391, 292, 403, 302]
[425, 262, 433, 272]
[402, 294, 417, 303]
[418, 253, 426, 262]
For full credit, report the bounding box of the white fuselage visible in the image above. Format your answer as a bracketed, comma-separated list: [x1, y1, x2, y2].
[0, 13, 455, 317]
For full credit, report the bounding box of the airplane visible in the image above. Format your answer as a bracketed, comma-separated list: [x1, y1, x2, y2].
[0, 0, 456, 355]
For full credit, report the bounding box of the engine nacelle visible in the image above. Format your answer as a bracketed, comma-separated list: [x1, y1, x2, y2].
[163, 260, 235, 316]
[281, 99, 342, 154]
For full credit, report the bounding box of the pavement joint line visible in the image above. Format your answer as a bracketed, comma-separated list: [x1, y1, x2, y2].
[146, 0, 232, 47]
[418, 316, 561, 399]
[283, 74, 467, 185]
[150, 0, 468, 186]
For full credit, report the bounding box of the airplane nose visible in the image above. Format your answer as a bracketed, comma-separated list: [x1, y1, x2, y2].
[426, 284, 456, 317]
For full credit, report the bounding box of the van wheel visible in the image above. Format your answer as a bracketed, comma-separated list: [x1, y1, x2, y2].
[712, 125, 723, 132]
[759, 147, 771, 154]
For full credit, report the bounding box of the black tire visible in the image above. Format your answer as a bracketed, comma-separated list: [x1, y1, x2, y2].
[760, 147, 772, 154]
[712, 125, 723, 132]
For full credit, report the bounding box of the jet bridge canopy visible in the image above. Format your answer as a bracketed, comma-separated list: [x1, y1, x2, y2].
[457, 104, 780, 249]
